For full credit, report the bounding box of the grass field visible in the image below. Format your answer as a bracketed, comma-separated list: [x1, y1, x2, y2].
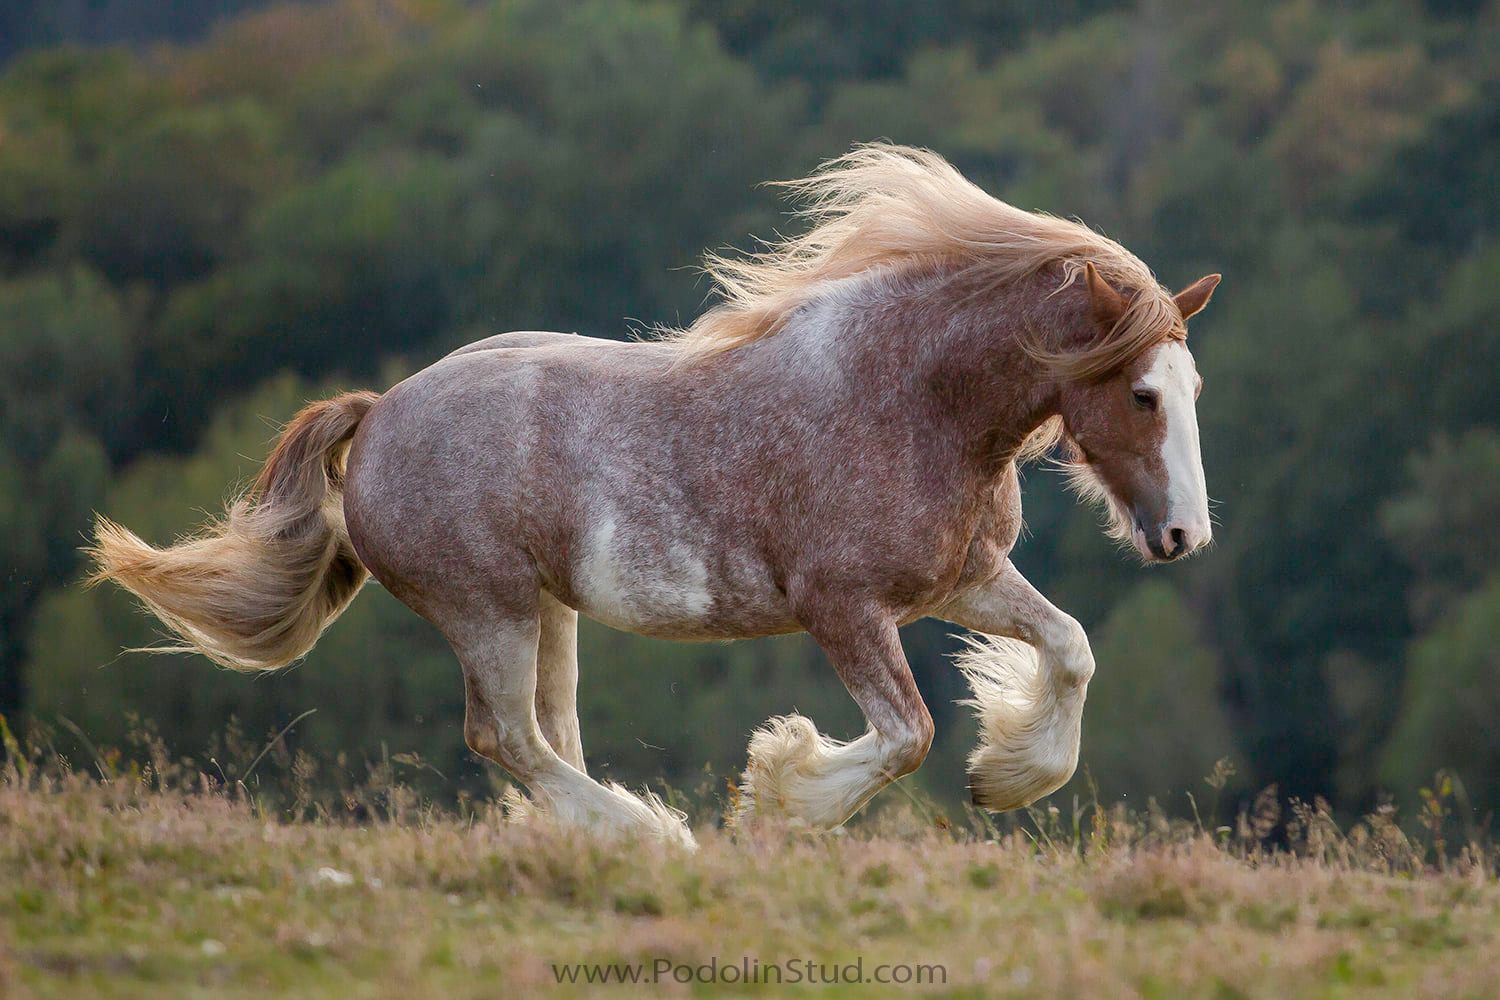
[3, 734, 1500, 998]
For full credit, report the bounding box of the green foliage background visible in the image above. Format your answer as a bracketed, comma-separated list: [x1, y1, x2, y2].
[4, 0, 1499, 816]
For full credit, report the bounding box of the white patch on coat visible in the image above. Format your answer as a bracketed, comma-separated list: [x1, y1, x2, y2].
[771, 296, 845, 384]
[665, 543, 714, 615]
[581, 517, 631, 622]
[771, 269, 904, 385]
[577, 514, 713, 627]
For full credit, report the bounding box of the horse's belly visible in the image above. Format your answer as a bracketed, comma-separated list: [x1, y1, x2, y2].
[564, 517, 796, 640]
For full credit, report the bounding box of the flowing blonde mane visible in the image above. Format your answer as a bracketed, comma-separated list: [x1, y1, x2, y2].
[662, 144, 1185, 381]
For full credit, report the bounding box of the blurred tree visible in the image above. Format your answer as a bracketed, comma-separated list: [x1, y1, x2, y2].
[1185, 224, 1419, 794]
[1380, 577, 1500, 808]
[0, 46, 167, 155]
[1382, 429, 1500, 627]
[0, 48, 165, 273]
[1268, 43, 1452, 207]
[71, 100, 292, 288]
[1067, 581, 1238, 809]
[0, 269, 124, 715]
[688, 0, 1130, 86]
[1349, 78, 1500, 255]
[0, 113, 76, 273]
[0, 0, 281, 63]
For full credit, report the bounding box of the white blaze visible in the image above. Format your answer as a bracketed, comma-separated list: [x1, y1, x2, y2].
[1138, 341, 1211, 549]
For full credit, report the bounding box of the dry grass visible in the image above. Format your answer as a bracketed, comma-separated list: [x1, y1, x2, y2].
[3, 724, 1500, 998]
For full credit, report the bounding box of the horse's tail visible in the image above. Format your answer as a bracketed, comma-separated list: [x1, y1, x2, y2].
[87, 391, 381, 672]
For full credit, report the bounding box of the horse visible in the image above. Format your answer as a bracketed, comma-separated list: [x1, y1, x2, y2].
[89, 145, 1220, 847]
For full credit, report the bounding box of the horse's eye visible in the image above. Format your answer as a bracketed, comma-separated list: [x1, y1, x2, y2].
[1132, 389, 1159, 412]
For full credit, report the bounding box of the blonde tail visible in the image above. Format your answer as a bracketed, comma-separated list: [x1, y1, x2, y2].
[87, 391, 380, 672]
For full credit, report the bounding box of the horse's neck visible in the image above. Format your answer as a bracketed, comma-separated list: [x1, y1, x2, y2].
[775, 266, 1066, 467]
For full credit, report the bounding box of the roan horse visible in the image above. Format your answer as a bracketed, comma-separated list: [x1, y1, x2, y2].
[90, 146, 1219, 847]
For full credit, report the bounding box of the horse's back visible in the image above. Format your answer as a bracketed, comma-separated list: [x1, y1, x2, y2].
[443, 330, 617, 357]
[346, 331, 662, 481]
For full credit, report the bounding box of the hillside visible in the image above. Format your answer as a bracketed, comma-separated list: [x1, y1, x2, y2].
[3, 748, 1497, 998]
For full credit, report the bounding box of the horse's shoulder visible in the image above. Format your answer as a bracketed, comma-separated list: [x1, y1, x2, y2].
[956, 463, 1024, 584]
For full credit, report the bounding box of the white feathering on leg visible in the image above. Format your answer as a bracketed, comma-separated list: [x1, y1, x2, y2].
[956, 634, 1087, 811]
[516, 772, 696, 849]
[736, 714, 899, 828]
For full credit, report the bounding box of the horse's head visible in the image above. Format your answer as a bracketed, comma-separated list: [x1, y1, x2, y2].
[1056, 265, 1220, 563]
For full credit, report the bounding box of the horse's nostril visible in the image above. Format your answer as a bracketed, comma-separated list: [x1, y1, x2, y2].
[1168, 527, 1187, 557]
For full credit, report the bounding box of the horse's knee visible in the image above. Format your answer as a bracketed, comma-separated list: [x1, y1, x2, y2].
[1046, 616, 1094, 687]
[887, 713, 935, 778]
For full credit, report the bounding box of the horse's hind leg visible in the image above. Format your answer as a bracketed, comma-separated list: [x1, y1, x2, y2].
[535, 590, 585, 772]
[449, 597, 691, 846]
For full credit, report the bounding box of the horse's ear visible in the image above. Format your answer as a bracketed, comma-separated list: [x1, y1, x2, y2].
[1085, 261, 1127, 329]
[1174, 273, 1222, 321]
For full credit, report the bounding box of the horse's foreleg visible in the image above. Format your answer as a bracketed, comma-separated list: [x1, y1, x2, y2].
[739, 603, 933, 828]
[535, 590, 585, 772]
[938, 560, 1095, 810]
[448, 596, 691, 847]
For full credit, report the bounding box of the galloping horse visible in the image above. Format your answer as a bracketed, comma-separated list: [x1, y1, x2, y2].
[90, 146, 1219, 846]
